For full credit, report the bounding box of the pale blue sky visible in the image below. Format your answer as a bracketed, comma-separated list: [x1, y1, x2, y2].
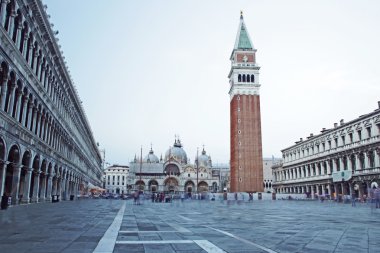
[43, 0, 380, 165]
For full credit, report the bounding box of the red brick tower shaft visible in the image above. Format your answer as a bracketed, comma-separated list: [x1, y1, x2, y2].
[229, 12, 263, 193]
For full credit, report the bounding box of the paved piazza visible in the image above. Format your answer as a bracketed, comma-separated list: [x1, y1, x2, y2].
[0, 198, 380, 253]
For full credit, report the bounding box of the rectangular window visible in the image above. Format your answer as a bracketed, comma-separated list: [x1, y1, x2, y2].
[334, 138, 338, 147]
[341, 136, 345, 145]
[367, 127, 371, 138]
[358, 130, 362, 141]
[322, 143, 325, 151]
[328, 141, 331, 149]
[349, 133, 353, 143]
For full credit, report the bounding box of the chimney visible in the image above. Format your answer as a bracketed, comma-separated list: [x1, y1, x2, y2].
[310, 133, 314, 137]
[321, 128, 327, 133]
[340, 119, 344, 126]
[300, 138, 303, 142]
[378, 101, 380, 109]
[334, 123, 338, 128]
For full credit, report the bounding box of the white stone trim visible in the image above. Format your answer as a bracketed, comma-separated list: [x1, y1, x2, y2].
[229, 84, 261, 100]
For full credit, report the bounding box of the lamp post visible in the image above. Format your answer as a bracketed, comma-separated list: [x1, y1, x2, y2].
[139, 146, 142, 192]
[196, 147, 199, 194]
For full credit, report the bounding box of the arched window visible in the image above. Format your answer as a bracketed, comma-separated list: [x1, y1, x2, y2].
[242, 74, 246, 82]
[238, 74, 241, 82]
[251, 75, 254, 83]
[247, 75, 250, 82]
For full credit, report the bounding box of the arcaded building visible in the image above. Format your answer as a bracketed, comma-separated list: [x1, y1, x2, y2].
[0, 0, 103, 205]
[229, 13, 263, 192]
[273, 102, 380, 199]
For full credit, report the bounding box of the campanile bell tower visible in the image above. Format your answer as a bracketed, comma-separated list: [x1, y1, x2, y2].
[229, 12, 263, 193]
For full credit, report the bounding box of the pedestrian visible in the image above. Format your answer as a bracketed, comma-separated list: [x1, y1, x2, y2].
[375, 187, 380, 209]
[351, 193, 356, 207]
[234, 192, 238, 201]
[151, 193, 155, 203]
[181, 192, 185, 202]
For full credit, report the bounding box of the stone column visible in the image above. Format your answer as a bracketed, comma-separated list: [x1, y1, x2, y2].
[6, 9, 15, 36]
[21, 96, 28, 127]
[0, 77, 8, 111]
[311, 185, 315, 199]
[31, 171, 40, 203]
[32, 51, 38, 74]
[28, 44, 34, 66]
[39, 116, 45, 139]
[35, 110, 41, 135]
[348, 182, 353, 197]
[14, 91, 22, 121]
[327, 184, 331, 196]
[0, 162, 6, 198]
[7, 81, 16, 115]
[46, 175, 52, 201]
[26, 102, 33, 130]
[31, 107, 37, 133]
[53, 177, 58, 195]
[355, 153, 360, 171]
[39, 174, 46, 202]
[21, 168, 33, 204]
[363, 152, 369, 171]
[322, 184, 325, 195]
[0, 0, 9, 27]
[64, 177, 69, 200]
[15, 21, 22, 49]
[11, 165, 22, 205]
[375, 149, 380, 171]
[326, 161, 331, 174]
[347, 157, 352, 171]
[22, 34, 29, 58]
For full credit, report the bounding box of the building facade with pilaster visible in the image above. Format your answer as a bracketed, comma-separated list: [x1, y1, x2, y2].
[272, 102, 380, 199]
[0, 0, 103, 205]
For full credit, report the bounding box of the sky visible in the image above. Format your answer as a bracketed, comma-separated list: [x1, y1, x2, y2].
[43, 0, 380, 166]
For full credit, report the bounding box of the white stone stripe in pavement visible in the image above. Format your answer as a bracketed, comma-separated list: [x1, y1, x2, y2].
[93, 202, 126, 253]
[119, 230, 182, 233]
[206, 226, 279, 253]
[116, 240, 193, 244]
[194, 240, 227, 253]
[167, 222, 192, 232]
[116, 240, 226, 253]
[177, 214, 194, 221]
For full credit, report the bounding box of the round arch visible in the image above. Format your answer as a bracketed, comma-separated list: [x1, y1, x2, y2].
[148, 179, 158, 192]
[197, 181, 209, 192]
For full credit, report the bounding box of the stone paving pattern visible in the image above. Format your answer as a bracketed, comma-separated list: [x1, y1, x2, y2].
[0, 198, 380, 253]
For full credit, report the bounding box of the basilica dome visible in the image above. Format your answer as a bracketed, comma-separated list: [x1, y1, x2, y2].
[143, 148, 159, 163]
[165, 138, 188, 164]
[196, 147, 212, 167]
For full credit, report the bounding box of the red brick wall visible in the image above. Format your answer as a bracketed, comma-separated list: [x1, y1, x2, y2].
[230, 94, 263, 192]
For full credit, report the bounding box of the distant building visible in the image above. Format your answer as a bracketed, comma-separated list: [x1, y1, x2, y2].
[104, 165, 130, 194]
[229, 12, 263, 192]
[128, 138, 220, 194]
[273, 102, 380, 199]
[263, 158, 282, 193]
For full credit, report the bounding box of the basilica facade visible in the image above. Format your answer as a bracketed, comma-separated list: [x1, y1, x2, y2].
[128, 138, 220, 194]
[0, 0, 103, 205]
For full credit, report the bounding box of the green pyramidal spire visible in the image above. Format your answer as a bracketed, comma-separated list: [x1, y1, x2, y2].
[234, 12, 254, 50]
